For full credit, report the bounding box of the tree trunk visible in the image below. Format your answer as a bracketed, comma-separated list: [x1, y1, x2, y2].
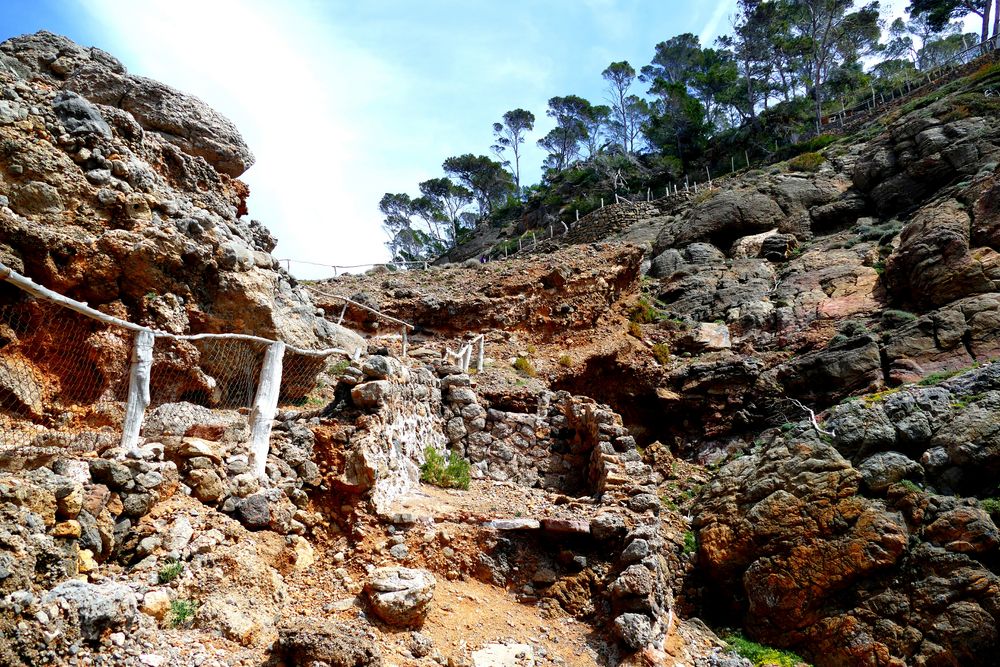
[983, 0, 992, 43]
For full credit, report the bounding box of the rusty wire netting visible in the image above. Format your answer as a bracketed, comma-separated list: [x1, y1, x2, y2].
[0, 295, 130, 453]
[277, 351, 353, 412]
[0, 262, 367, 459]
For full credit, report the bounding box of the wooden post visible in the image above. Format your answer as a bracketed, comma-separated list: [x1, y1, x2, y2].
[401, 326, 408, 358]
[249, 340, 285, 481]
[119, 329, 154, 456]
[560, 221, 569, 234]
[674, 184, 678, 195]
[549, 225, 553, 238]
[337, 302, 348, 325]
[694, 182, 699, 193]
[646, 188, 651, 201]
[532, 232, 537, 248]
[463, 344, 472, 372]
[601, 198, 604, 208]
[614, 192, 619, 204]
[745, 150, 750, 168]
[705, 166, 712, 187]
[575, 209, 580, 222]
[518, 238, 522, 251]
[731, 157, 735, 173]
[477, 336, 484, 372]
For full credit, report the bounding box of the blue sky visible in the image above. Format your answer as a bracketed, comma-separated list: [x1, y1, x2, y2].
[1, 0, 924, 276]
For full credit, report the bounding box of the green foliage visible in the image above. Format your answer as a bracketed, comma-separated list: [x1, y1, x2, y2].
[513, 356, 537, 377]
[787, 152, 826, 173]
[169, 599, 197, 628]
[682, 530, 697, 555]
[629, 297, 661, 324]
[854, 220, 903, 246]
[725, 633, 807, 667]
[628, 321, 643, 338]
[897, 479, 922, 493]
[557, 354, 573, 367]
[420, 448, 470, 490]
[330, 358, 352, 375]
[158, 560, 184, 584]
[980, 498, 1000, 515]
[651, 343, 671, 365]
[919, 368, 962, 385]
[837, 319, 871, 338]
[881, 309, 918, 329]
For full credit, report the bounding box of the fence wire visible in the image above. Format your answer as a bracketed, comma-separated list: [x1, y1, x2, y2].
[0, 295, 129, 450]
[0, 281, 353, 458]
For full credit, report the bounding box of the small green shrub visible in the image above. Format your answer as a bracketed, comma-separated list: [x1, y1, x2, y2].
[513, 356, 536, 377]
[628, 321, 643, 338]
[629, 297, 660, 324]
[881, 309, 917, 329]
[683, 530, 697, 555]
[330, 358, 352, 375]
[420, 448, 471, 490]
[725, 633, 807, 667]
[557, 354, 573, 367]
[918, 369, 962, 386]
[169, 599, 198, 628]
[980, 497, 1000, 515]
[651, 343, 671, 365]
[897, 479, 921, 493]
[788, 152, 826, 172]
[158, 560, 184, 584]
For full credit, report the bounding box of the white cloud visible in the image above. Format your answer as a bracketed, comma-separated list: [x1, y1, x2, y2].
[700, 0, 737, 45]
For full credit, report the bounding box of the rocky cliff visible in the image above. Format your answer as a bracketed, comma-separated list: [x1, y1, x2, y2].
[0, 31, 344, 349]
[3, 29, 1000, 667]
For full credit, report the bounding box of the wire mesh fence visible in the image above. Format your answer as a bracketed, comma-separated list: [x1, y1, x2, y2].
[0, 264, 356, 463]
[0, 294, 130, 451]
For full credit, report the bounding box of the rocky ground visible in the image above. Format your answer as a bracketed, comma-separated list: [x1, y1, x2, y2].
[3, 29, 1000, 667]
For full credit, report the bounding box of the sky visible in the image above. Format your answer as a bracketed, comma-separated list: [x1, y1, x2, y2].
[0, 0, 979, 278]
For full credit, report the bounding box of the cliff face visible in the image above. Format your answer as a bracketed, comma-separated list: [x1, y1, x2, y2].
[4, 28, 1000, 667]
[0, 31, 342, 349]
[327, 56, 1000, 665]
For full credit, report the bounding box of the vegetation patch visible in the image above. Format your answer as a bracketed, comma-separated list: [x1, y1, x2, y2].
[420, 447, 471, 490]
[683, 530, 697, 555]
[651, 343, 671, 365]
[787, 151, 826, 172]
[557, 354, 573, 367]
[918, 368, 963, 386]
[881, 309, 917, 329]
[629, 297, 661, 324]
[169, 599, 198, 628]
[157, 560, 184, 584]
[980, 498, 1000, 515]
[513, 356, 537, 377]
[724, 634, 808, 667]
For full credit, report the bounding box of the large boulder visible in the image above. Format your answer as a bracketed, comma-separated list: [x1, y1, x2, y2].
[277, 618, 383, 666]
[43, 580, 137, 643]
[365, 567, 436, 627]
[0, 31, 253, 176]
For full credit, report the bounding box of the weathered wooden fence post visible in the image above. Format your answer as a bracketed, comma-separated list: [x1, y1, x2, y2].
[477, 336, 485, 372]
[120, 329, 154, 456]
[401, 326, 408, 358]
[249, 340, 285, 481]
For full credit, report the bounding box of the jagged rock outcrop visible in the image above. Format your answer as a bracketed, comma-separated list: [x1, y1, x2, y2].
[696, 363, 1000, 666]
[1, 31, 253, 177]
